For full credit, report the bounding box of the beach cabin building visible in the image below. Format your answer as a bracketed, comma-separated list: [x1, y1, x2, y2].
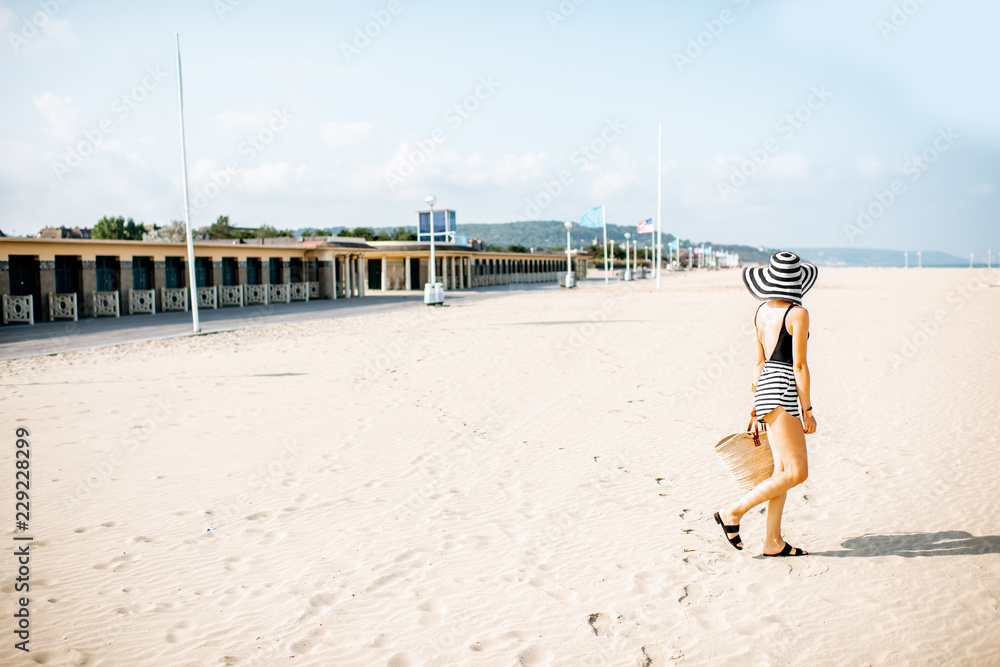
[0, 236, 587, 326]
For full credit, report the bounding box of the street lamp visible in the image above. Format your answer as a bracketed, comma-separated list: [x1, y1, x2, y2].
[624, 232, 631, 281]
[424, 194, 444, 305]
[633, 239, 638, 277]
[564, 221, 575, 288]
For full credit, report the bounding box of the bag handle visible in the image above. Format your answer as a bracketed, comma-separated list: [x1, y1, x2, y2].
[746, 413, 762, 447]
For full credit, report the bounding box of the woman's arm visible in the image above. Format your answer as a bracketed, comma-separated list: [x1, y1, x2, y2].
[790, 307, 816, 434]
[751, 308, 766, 394]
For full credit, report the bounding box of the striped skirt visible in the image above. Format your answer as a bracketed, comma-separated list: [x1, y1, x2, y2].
[755, 360, 800, 421]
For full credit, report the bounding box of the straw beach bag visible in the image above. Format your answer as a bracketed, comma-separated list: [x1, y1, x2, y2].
[715, 417, 774, 491]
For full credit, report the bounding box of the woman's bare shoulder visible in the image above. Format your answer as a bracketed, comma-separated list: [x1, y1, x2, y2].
[788, 305, 810, 330]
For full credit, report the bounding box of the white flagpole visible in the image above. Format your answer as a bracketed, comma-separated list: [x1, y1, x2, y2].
[602, 204, 608, 283]
[175, 33, 200, 334]
[656, 122, 662, 289]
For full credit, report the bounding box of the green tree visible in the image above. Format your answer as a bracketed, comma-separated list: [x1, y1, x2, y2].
[208, 215, 237, 239]
[507, 244, 528, 253]
[389, 227, 417, 241]
[299, 228, 333, 237]
[337, 227, 375, 239]
[256, 224, 292, 238]
[93, 216, 143, 240]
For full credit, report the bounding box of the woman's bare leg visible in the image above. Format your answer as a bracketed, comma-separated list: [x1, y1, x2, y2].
[718, 408, 808, 541]
[764, 492, 787, 553]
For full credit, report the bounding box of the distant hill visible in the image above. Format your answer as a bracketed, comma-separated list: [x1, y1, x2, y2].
[457, 220, 675, 250]
[290, 223, 968, 267]
[788, 247, 968, 268]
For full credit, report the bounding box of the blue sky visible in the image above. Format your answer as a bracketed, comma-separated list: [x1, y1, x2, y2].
[1, 0, 997, 257]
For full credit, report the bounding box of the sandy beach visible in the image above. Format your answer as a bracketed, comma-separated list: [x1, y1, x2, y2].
[2, 267, 999, 666]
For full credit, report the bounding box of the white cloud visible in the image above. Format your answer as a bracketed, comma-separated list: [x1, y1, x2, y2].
[762, 154, 810, 180]
[970, 183, 995, 196]
[439, 149, 546, 187]
[33, 92, 79, 140]
[381, 141, 547, 195]
[242, 162, 310, 193]
[212, 109, 298, 138]
[0, 140, 49, 181]
[3, 9, 77, 56]
[213, 111, 265, 136]
[857, 155, 883, 177]
[707, 154, 736, 181]
[319, 121, 372, 148]
[590, 146, 638, 198]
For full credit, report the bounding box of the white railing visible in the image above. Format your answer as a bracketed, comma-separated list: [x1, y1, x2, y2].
[129, 289, 155, 315]
[93, 291, 120, 317]
[289, 282, 310, 302]
[161, 287, 188, 312]
[48, 292, 78, 321]
[3, 294, 33, 325]
[308, 281, 319, 299]
[245, 284, 269, 305]
[197, 286, 217, 309]
[268, 283, 290, 303]
[218, 285, 244, 308]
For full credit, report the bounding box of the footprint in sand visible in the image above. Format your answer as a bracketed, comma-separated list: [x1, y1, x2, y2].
[682, 553, 716, 574]
[224, 556, 249, 573]
[641, 644, 684, 665]
[517, 645, 554, 666]
[219, 585, 252, 607]
[417, 598, 447, 627]
[26, 647, 86, 665]
[587, 612, 619, 637]
[93, 552, 140, 572]
[288, 626, 330, 654]
[678, 583, 701, 606]
[165, 620, 193, 643]
[386, 653, 418, 667]
[630, 570, 668, 596]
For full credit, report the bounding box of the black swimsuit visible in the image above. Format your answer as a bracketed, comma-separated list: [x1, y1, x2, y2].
[754, 304, 801, 421]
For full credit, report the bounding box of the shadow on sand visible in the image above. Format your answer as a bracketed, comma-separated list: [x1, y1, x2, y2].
[813, 531, 1000, 558]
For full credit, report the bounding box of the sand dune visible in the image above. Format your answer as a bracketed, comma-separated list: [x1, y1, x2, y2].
[1, 267, 998, 666]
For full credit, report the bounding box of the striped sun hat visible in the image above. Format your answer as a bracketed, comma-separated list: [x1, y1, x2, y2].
[742, 251, 818, 304]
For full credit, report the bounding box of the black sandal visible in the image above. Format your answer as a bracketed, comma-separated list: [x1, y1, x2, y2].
[713, 511, 742, 551]
[763, 543, 807, 557]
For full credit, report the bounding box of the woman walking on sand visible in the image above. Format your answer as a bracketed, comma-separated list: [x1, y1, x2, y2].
[715, 251, 818, 557]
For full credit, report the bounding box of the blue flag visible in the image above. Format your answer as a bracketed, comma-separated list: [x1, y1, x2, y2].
[578, 205, 604, 229]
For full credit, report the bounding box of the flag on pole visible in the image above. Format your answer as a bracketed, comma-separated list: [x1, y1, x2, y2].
[579, 205, 608, 282]
[637, 218, 654, 234]
[579, 206, 603, 228]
